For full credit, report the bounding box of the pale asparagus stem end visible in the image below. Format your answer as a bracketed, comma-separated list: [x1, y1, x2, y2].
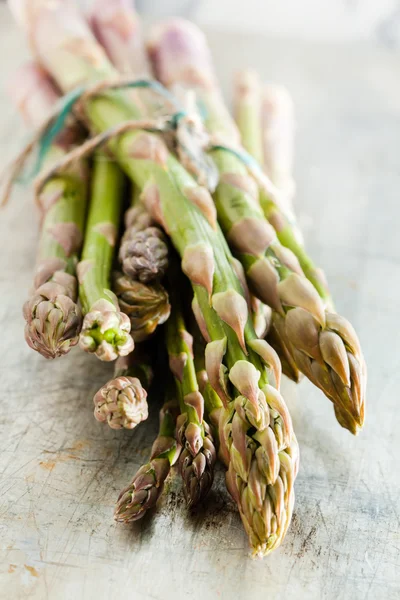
[93, 375, 148, 429]
[88, 0, 152, 78]
[147, 18, 216, 89]
[7, 60, 59, 127]
[261, 83, 295, 198]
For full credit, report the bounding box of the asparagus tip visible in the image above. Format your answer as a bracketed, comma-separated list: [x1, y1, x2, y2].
[114, 458, 171, 523]
[94, 375, 148, 430]
[119, 226, 169, 283]
[79, 302, 133, 361]
[23, 285, 82, 359]
[179, 434, 216, 507]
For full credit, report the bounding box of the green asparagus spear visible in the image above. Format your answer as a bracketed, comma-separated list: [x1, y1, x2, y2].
[9, 61, 88, 358]
[78, 154, 133, 361]
[166, 292, 216, 507]
[115, 389, 181, 523]
[234, 69, 330, 303]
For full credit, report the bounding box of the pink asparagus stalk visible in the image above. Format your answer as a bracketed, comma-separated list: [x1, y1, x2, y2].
[87, 0, 151, 77]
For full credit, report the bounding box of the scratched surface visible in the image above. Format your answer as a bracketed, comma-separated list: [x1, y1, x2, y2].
[0, 6, 400, 600]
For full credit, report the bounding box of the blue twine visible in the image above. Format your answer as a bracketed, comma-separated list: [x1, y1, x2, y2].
[26, 79, 186, 180]
[22, 76, 270, 200]
[209, 143, 263, 175]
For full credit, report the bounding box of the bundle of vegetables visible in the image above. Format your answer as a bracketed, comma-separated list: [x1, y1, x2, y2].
[4, 0, 366, 558]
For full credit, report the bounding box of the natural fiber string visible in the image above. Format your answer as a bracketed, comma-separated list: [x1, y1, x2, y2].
[1, 74, 291, 223]
[0, 77, 185, 206]
[34, 115, 183, 193]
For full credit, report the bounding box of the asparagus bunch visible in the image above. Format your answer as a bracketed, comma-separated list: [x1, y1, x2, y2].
[93, 346, 152, 429]
[7, 0, 369, 558]
[10, 0, 298, 555]
[78, 154, 134, 361]
[148, 19, 366, 434]
[166, 292, 217, 507]
[9, 62, 88, 359]
[115, 389, 181, 523]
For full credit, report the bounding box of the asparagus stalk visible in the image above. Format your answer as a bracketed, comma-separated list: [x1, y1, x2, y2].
[166, 289, 216, 507]
[88, 0, 151, 78]
[234, 70, 332, 304]
[88, 0, 161, 120]
[93, 346, 152, 429]
[235, 71, 296, 211]
[78, 154, 133, 361]
[261, 84, 296, 210]
[119, 189, 169, 283]
[234, 70, 264, 166]
[11, 1, 297, 554]
[115, 388, 181, 523]
[190, 315, 299, 555]
[148, 19, 366, 434]
[9, 61, 88, 359]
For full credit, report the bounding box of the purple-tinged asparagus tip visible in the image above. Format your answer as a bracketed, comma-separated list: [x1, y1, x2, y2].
[93, 375, 148, 429]
[23, 276, 82, 359]
[179, 434, 216, 507]
[114, 457, 170, 523]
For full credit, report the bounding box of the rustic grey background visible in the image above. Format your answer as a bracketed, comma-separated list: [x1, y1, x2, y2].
[0, 4, 400, 599]
[128, 0, 400, 47]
